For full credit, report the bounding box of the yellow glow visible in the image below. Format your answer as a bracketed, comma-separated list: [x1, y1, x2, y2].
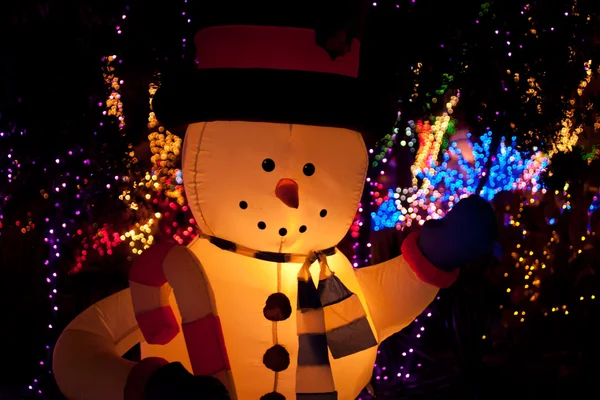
[550, 61, 594, 155]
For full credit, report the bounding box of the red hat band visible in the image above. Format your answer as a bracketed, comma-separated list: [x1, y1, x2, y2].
[194, 25, 361, 78]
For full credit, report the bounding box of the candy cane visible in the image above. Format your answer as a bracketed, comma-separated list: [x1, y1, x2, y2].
[129, 242, 180, 345]
[129, 241, 236, 396]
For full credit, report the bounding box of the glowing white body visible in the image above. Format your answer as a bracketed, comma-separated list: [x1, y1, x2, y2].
[143, 238, 378, 399]
[53, 122, 440, 400]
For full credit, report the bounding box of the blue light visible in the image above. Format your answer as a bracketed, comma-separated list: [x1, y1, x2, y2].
[372, 132, 549, 230]
[371, 189, 403, 229]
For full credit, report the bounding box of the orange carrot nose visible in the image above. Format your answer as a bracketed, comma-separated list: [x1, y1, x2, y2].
[275, 178, 299, 209]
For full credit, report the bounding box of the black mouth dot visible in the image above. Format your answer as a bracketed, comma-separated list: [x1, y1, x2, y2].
[239, 201, 248, 209]
[299, 225, 307, 233]
[258, 221, 266, 230]
[319, 209, 328, 218]
[278, 228, 288, 237]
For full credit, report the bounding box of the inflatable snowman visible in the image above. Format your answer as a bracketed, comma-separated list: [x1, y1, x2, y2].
[53, 3, 497, 399]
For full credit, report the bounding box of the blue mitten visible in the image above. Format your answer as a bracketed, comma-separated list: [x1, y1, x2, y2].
[417, 195, 498, 271]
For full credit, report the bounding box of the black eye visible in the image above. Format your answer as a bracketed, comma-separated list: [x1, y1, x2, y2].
[262, 158, 275, 172]
[303, 163, 315, 176]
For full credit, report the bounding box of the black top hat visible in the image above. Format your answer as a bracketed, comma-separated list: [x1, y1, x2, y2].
[152, 0, 395, 142]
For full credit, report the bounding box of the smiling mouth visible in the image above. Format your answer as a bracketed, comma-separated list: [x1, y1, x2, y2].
[256, 223, 308, 237]
[242, 201, 325, 237]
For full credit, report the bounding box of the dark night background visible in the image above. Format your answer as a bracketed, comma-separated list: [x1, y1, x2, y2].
[1, 0, 600, 399]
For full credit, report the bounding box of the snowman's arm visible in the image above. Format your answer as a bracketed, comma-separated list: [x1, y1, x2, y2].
[355, 231, 458, 343]
[53, 288, 168, 400]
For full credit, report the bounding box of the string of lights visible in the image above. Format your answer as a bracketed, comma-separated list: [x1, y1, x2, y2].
[551, 60, 595, 155]
[25, 3, 133, 395]
[0, 127, 26, 235]
[372, 133, 550, 232]
[361, 0, 598, 390]
[492, 177, 600, 339]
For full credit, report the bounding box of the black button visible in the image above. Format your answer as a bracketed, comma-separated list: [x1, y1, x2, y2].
[263, 293, 292, 321]
[261, 392, 285, 400]
[263, 345, 290, 372]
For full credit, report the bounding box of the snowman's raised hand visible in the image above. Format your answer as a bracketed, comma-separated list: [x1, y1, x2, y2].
[144, 362, 229, 400]
[353, 195, 498, 344]
[417, 194, 498, 271]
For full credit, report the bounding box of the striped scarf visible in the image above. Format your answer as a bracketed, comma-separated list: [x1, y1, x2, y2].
[201, 234, 377, 398]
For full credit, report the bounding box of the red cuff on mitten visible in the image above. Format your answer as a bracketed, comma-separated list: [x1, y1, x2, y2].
[401, 231, 459, 288]
[124, 357, 169, 400]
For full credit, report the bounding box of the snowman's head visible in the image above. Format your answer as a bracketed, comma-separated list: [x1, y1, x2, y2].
[154, 17, 395, 254]
[182, 121, 368, 253]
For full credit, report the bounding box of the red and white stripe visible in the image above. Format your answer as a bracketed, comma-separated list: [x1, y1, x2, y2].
[129, 242, 180, 345]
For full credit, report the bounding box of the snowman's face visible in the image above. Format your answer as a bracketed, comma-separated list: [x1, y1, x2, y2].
[182, 121, 368, 253]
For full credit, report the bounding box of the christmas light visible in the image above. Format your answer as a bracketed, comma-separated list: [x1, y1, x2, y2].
[26, 4, 133, 395]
